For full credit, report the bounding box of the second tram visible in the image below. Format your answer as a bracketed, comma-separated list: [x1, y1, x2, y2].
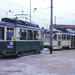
[43, 29, 75, 50]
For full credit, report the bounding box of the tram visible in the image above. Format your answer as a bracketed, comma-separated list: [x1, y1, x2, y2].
[43, 29, 75, 50]
[0, 18, 44, 56]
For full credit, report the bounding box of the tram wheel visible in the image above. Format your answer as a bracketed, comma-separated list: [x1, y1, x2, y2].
[34, 50, 37, 53]
[21, 52, 23, 56]
[38, 49, 41, 53]
[14, 53, 18, 57]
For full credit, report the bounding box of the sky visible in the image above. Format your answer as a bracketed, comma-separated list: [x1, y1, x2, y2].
[0, 0, 75, 29]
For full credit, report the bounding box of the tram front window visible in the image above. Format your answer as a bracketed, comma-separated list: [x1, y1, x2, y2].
[7, 28, 14, 40]
[0, 27, 4, 40]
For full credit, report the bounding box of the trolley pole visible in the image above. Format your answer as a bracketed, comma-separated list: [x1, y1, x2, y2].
[30, 0, 31, 25]
[50, 0, 53, 54]
[6, 12, 8, 18]
[22, 10, 23, 20]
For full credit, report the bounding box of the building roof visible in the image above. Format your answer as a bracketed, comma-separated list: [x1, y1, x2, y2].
[49, 24, 75, 29]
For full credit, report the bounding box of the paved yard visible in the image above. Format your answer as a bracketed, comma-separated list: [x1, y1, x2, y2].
[0, 49, 75, 75]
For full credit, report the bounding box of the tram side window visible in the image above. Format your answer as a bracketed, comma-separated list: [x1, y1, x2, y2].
[45, 34, 50, 39]
[20, 29, 27, 40]
[67, 35, 70, 40]
[34, 31, 38, 40]
[28, 30, 33, 40]
[62, 34, 66, 40]
[58, 35, 61, 40]
[53, 34, 57, 40]
[7, 28, 14, 40]
[0, 27, 4, 40]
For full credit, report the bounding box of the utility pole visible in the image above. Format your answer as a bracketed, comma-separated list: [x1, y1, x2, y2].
[30, 0, 31, 25]
[50, 0, 53, 54]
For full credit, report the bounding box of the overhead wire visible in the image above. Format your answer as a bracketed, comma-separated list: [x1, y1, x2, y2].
[0, 0, 49, 22]
[0, 6, 75, 23]
[6, 0, 49, 17]
[6, 0, 75, 23]
[0, 8, 49, 22]
[0, 0, 75, 24]
[56, 17, 75, 22]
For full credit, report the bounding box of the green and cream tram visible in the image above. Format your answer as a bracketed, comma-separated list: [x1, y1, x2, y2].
[0, 18, 43, 56]
[43, 29, 75, 50]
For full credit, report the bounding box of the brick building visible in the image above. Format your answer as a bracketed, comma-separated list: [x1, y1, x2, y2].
[49, 24, 75, 31]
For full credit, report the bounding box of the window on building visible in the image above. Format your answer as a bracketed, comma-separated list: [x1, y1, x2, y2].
[7, 28, 14, 40]
[20, 29, 27, 40]
[34, 31, 39, 40]
[62, 34, 66, 40]
[0, 27, 4, 40]
[28, 30, 33, 40]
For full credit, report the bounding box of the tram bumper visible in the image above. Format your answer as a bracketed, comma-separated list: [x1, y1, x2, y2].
[2, 52, 18, 56]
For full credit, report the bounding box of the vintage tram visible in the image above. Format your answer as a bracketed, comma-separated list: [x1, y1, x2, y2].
[0, 18, 43, 56]
[43, 29, 75, 50]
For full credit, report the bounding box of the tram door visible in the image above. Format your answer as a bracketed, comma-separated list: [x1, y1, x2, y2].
[71, 35, 75, 48]
[58, 35, 61, 48]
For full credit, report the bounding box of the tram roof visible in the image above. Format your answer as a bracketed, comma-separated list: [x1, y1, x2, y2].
[0, 22, 43, 31]
[44, 28, 75, 34]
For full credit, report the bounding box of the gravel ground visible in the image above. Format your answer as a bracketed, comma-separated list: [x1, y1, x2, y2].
[0, 49, 75, 75]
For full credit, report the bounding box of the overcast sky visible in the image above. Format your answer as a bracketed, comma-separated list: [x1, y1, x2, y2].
[0, 0, 75, 29]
